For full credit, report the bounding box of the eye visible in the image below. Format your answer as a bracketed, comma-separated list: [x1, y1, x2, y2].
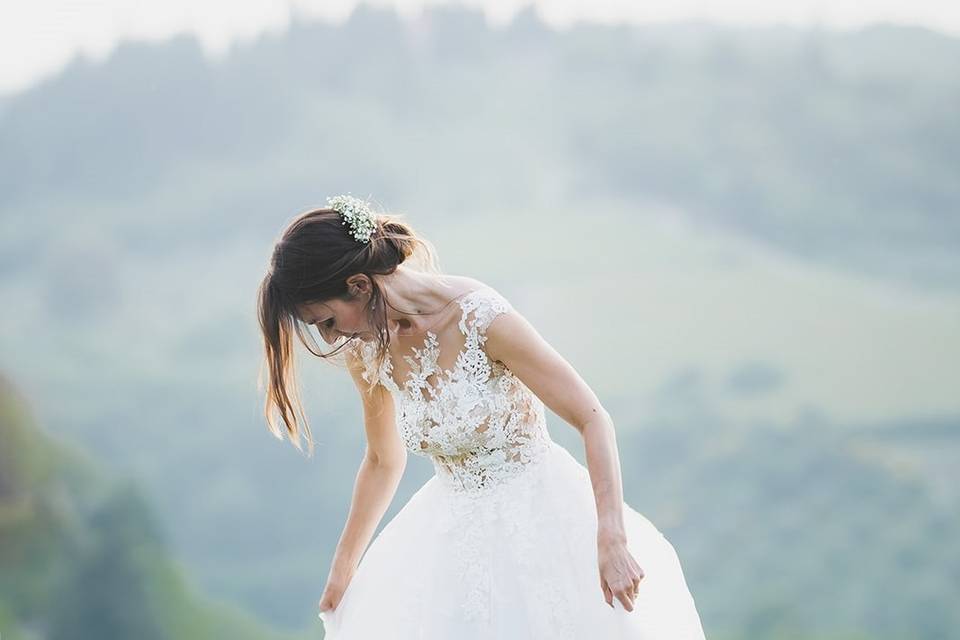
[323, 318, 335, 329]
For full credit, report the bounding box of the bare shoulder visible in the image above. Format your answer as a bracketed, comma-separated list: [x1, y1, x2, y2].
[440, 273, 490, 296]
[442, 275, 514, 305]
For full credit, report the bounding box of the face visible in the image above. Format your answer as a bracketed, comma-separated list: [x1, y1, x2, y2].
[296, 297, 372, 345]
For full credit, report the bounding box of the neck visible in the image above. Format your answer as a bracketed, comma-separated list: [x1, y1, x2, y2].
[379, 266, 456, 337]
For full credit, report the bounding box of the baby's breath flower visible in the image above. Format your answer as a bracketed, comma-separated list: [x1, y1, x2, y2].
[327, 194, 377, 244]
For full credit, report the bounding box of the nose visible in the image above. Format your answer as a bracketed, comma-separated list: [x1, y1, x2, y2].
[322, 328, 351, 345]
[318, 326, 336, 345]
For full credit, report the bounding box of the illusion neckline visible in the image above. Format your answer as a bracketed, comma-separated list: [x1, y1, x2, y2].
[383, 286, 493, 396]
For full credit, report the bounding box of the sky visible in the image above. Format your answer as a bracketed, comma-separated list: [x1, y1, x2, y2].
[2, 0, 959, 97]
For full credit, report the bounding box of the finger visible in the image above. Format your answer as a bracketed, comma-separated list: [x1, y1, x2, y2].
[616, 589, 635, 612]
[601, 580, 613, 607]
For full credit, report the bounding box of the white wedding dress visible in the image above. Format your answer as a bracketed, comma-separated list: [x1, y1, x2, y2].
[319, 286, 706, 639]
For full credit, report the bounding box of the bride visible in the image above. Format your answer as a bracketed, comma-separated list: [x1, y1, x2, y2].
[256, 194, 707, 638]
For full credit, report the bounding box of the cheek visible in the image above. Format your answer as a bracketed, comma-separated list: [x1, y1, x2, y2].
[347, 308, 369, 331]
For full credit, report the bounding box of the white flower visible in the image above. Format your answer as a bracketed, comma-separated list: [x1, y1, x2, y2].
[326, 193, 377, 243]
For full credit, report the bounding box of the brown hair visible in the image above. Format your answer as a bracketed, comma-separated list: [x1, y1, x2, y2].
[256, 202, 440, 456]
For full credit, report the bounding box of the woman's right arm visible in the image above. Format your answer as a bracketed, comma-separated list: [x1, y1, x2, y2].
[321, 348, 406, 610]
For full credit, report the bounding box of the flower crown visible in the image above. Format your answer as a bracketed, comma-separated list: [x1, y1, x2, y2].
[327, 194, 378, 244]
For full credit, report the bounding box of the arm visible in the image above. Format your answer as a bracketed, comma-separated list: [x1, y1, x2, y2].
[484, 307, 643, 610]
[483, 311, 625, 538]
[326, 347, 407, 585]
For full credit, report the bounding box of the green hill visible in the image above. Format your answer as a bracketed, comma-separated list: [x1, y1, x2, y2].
[609, 414, 960, 639]
[0, 373, 303, 640]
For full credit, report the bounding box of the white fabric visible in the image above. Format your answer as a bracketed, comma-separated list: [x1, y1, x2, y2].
[319, 286, 706, 638]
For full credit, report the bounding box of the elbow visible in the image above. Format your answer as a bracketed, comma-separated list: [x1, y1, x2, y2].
[574, 406, 613, 434]
[384, 451, 407, 474]
[365, 447, 407, 473]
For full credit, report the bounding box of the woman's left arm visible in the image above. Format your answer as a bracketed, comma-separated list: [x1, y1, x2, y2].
[484, 307, 644, 611]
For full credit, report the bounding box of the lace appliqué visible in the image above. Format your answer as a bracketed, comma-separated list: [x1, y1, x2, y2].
[350, 287, 553, 494]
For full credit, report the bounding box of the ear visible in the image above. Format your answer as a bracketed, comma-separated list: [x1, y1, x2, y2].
[345, 273, 372, 297]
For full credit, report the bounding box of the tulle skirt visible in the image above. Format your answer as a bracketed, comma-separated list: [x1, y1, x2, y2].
[319, 440, 706, 639]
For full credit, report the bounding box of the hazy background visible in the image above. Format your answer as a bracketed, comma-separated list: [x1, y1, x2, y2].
[1, 1, 959, 638]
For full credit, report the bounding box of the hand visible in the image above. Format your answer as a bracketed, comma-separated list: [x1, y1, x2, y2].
[318, 569, 354, 616]
[597, 534, 644, 612]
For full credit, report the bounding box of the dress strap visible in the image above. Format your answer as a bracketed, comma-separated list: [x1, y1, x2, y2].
[456, 287, 513, 339]
[347, 337, 382, 387]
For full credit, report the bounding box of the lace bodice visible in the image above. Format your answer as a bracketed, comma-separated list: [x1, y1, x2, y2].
[348, 286, 553, 497]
